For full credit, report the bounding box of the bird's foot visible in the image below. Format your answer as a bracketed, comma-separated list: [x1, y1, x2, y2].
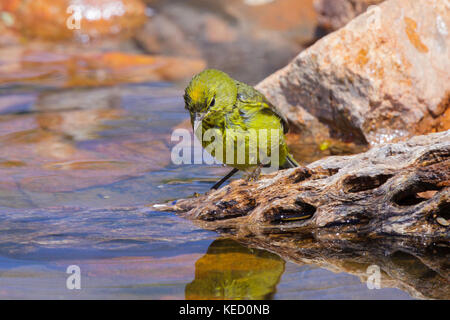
[245, 165, 262, 182]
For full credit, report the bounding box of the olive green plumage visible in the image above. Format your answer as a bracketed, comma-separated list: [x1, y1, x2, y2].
[184, 69, 298, 173]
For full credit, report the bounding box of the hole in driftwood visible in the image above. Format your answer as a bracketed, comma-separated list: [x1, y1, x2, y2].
[287, 168, 312, 183]
[343, 174, 393, 193]
[273, 200, 316, 223]
[437, 202, 450, 220]
[393, 183, 442, 206]
[295, 200, 317, 215]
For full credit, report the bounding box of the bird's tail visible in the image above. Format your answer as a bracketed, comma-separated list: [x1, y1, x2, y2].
[282, 154, 299, 169]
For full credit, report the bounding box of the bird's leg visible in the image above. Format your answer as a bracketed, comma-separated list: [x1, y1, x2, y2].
[211, 167, 239, 190]
[245, 164, 263, 182]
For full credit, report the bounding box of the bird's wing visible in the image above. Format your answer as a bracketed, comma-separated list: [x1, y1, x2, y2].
[235, 81, 289, 134]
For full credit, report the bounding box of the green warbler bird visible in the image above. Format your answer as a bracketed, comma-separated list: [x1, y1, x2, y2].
[184, 69, 299, 190]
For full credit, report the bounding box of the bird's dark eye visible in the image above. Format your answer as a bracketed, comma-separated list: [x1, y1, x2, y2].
[209, 97, 215, 107]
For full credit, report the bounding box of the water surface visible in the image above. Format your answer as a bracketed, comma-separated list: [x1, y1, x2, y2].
[0, 82, 413, 299]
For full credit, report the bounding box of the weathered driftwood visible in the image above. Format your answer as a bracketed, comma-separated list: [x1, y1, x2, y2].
[154, 131, 450, 299]
[155, 130, 450, 239]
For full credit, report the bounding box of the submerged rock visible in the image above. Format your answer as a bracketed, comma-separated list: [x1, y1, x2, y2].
[258, 0, 450, 146]
[0, 87, 173, 194]
[0, 50, 205, 87]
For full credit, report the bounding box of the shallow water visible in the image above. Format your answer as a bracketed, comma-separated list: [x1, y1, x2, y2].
[0, 82, 415, 299]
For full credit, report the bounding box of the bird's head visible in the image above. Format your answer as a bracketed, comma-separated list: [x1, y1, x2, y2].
[184, 69, 237, 123]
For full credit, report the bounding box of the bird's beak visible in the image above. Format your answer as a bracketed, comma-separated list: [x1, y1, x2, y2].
[193, 112, 206, 133]
[195, 112, 206, 122]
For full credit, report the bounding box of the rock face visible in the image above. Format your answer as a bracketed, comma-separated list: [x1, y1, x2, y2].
[156, 130, 450, 239]
[257, 0, 450, 146]
[314, 0, 384, 31]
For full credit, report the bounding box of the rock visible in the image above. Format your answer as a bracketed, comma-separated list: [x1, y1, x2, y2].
[314, 0, 384, 31]
[135, 0, 318, 83]
[0, 0, 148, 41]
[155, 130, 450, 239]
[257, 0, 450, 146]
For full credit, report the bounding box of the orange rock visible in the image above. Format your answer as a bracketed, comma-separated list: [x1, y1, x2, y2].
[258, 0, 450, 146]
[0, 0, 147, 41]
[0, 0, 21, 12]
[440, 107, 450, 131]
[416, 92, 450, 135]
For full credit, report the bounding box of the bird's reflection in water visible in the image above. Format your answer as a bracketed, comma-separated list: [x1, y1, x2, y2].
[186, 238, 285, 300]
